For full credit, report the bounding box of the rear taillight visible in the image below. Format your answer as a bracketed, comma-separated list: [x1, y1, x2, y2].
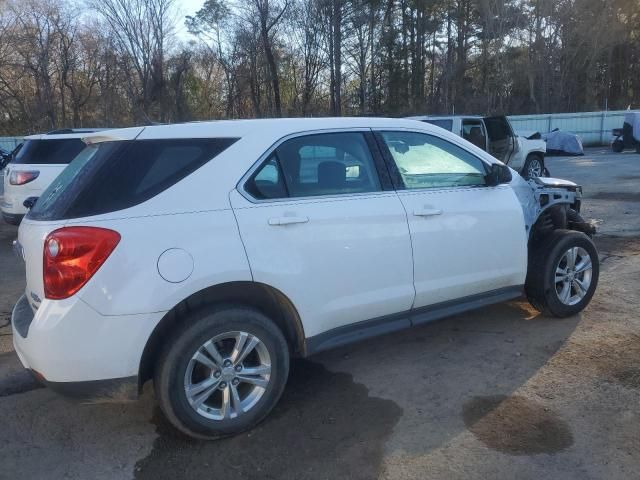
[43, 227, 121, 300]
[9, 170, 39, 185]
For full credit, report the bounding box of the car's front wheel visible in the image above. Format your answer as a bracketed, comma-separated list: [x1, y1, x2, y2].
[525, 230, 599, 318]
[154, 305, 290, 439]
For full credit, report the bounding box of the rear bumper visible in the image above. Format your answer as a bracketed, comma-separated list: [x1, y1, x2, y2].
[11, 294, 165, 401]
[1, 191, 28, 216]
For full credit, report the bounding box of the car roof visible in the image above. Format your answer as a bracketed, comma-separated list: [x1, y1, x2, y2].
[82, 117, 446, 144]
[407, 115, 484, 121]
[24, 128, 110, 141]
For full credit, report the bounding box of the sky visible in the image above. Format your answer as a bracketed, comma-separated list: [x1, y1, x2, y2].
[174, 0, 206, 41]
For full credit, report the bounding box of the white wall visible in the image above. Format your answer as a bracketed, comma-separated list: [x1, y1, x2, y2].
[507, 110, 636, 146]
[0, 137, 23, 151]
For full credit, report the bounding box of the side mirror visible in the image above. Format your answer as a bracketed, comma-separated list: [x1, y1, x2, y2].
[23, 197, 38, 210]
[485, 163, 512, 186]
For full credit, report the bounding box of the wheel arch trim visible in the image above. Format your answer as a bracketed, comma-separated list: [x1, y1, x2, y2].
[137, 281, 306, 390]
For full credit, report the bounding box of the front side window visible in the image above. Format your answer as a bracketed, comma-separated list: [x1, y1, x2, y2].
[380, 131, 488, 189]
[245, 132, 381, 200]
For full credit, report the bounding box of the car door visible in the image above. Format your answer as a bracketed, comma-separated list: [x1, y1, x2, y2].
[375, 129, 527, 312]
[484, 116, 516, 164]
[230, 130, 415, 341]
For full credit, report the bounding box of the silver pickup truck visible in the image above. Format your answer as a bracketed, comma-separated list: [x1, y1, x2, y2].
[408, 115, 547, 179]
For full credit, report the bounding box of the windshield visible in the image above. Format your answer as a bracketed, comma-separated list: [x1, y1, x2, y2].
[30, 145, 100, 215]
[11, 138, 86, 165]
[28, 138, 238, 221]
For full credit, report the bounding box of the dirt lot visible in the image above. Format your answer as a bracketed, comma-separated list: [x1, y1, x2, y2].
[1, 148, 639, 480]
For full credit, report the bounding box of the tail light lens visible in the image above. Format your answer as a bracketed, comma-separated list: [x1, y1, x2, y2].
[10, 170, 39, 185]
[44, 227, 121, 299]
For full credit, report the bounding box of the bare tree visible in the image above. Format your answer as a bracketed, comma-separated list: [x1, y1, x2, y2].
[86, 0, 177, 121]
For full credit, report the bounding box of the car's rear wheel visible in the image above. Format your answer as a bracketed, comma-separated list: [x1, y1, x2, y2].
[525, 230, 599, 318]
[522, 154, 544, 179]
[612, 140, 624, 153]
[154, 305, 289, 439]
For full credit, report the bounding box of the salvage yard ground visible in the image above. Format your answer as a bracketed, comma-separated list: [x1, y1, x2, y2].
[1, 148, 639, 480]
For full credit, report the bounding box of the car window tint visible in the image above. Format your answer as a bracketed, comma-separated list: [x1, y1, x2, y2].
[381, 131, 488, 189]
[11, 138, 86, 165]
[28, 138, 237, 220]
[275, 132, 381, 198]
[484, 117, 512, 141]
[245, 154, 288, 200]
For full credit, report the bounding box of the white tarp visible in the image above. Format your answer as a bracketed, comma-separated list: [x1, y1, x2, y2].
[624, 112, 640, 141]
[542, 130, 584, 155]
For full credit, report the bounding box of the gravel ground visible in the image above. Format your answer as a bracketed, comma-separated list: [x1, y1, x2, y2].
[0, 148, 638, 480]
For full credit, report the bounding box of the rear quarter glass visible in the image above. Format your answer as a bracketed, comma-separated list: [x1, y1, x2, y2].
[27, 138, 238, 221]
[11, 138, 86, 165]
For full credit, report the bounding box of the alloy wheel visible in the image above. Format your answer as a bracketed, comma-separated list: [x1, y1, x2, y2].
[554, 246, 593, 306]
[183, 331, 272, 420]
[527, 158, 543, 178]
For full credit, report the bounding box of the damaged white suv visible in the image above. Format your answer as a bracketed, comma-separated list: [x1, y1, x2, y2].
[11, 118, 598, 439]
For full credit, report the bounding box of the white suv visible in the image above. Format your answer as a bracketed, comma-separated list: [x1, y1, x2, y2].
[1, 129, 102, 225]
[11, 118, 598, 439]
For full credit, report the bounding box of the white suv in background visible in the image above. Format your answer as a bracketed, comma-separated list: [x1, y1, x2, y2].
[408, 115, 547, 179]
[1, 129, 102, 225]
[11, 118, 598, 439]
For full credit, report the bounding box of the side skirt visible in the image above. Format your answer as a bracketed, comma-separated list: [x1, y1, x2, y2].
[305, 285, 524, 356]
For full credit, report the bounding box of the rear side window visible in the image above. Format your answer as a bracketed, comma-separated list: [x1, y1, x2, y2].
[11, 139, 86, 165]
[28, 138, 237, 220]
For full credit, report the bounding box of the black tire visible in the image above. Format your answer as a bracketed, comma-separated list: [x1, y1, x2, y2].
[154, 305, 290, 439]
[525, 230, 599, 318]
[635, 143, 640, 154]
[612, 140, 624, 153]
[522, 154, 544, 179]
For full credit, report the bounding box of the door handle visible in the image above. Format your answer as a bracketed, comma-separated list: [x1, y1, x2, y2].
[413, 207, 443, 217]
[268, 216, 309, 226]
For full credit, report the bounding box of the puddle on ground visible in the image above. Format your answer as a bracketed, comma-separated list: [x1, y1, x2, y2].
[594, 235, 640, 257]
[616, 175, 640, 181]
[0, 352, 43, 397]
[556, 330, 640, 391]
[613, 368, 640, 389]
[590, 192, 640, 202]
[134, 359, 402, 480]
[462, 395, 573, 455]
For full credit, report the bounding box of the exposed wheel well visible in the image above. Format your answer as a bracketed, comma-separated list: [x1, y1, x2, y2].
[529, 204, 594, 246]
[138, 281, 305, 390]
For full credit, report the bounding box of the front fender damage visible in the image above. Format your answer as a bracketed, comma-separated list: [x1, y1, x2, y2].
[509, 172, 596, 241]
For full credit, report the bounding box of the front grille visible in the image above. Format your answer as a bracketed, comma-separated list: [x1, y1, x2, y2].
[12, 295, 34, 338]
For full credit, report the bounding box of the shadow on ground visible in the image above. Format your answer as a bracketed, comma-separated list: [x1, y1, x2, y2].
[134, 359, 402, 480]
[133, 297, 583, 479]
